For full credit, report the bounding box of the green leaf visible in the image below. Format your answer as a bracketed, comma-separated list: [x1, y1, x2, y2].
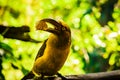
[0, 42, 13, 55]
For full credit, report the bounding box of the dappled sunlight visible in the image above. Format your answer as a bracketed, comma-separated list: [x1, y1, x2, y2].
[0, 0, 120, 80]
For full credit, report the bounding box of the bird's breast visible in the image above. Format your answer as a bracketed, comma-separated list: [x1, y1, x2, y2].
[32, 34, 71, 76]
[33, 44, 70, 76]
[44, 44, 70, 68]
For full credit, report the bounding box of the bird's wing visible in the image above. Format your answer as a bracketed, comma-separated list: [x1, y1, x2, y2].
[35, 39, 47, 60]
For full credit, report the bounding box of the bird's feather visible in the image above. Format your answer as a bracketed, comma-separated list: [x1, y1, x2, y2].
[35, 39, 47, 60]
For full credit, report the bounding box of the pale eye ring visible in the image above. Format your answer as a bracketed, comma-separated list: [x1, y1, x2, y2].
[62, 27, 66, 31]
[55, 27, 57, 30]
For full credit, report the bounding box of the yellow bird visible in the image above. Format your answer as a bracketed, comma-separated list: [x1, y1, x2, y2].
[22, 18, 71, 80]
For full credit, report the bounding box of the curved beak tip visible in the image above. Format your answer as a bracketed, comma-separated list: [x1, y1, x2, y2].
[35, 18, 62, 34]
[36, 21, 48, 30]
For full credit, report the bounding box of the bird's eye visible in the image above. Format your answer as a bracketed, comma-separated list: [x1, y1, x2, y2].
[62, 27, 66, 31]
[55, 27, 57, 30]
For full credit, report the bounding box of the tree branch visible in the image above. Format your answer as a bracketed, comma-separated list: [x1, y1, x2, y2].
[35, 70, 120, 80]
[0, 25, 40, 42]
[65, 70, 120, 80]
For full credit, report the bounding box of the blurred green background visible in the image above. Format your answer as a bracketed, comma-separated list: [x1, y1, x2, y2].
[0, 0, 120, 80]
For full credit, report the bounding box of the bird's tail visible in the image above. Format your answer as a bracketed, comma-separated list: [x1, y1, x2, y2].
[22, 71, 35, 80]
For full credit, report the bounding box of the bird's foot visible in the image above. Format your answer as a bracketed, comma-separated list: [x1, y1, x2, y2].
[57, 73, 67, 80]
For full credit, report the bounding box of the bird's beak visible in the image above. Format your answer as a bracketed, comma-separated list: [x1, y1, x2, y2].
[36, 18, 62, 34]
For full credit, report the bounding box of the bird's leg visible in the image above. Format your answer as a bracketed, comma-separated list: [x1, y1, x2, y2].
[34, 74, 44, 80]
[41, 74, 44, 79]
[57, 73, 67, 80]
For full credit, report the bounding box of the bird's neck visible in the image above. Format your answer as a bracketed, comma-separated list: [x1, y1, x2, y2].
[48, 34, 70, 49]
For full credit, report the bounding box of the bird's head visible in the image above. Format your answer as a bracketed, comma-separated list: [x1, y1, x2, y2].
[36, 18, 71, 45]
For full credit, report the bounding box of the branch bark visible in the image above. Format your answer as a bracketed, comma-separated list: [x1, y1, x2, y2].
[35, 70, 120, 80]
[0, 25, 40, 42]
[65, 70, 120, 80]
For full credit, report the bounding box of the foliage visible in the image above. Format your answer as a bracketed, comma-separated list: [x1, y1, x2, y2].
[0, 0, 120, 80]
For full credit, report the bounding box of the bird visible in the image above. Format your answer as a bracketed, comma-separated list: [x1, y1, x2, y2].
[22, 18, 71, 80]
